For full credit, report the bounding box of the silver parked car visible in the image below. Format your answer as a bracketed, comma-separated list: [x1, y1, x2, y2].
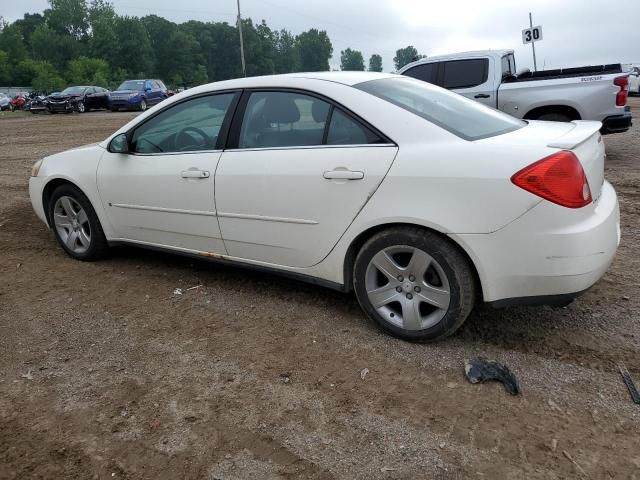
[0, 93, 10, 111]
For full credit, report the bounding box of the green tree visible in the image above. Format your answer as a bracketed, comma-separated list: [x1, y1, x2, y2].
[274, 29, 299, 73]
[393, 45, 424, 70]
[67, 56, 110, 84]
[46, 0, 89, 40]
[13, 13, 46, 49]
[368, 53, 382, 72]
[340, 48, 364, 71]
[162, 29, 204, 85]
[15, 58, 64, 92]
[110, 16, 153, 76]
[87, 0, 118, 63]
[140, 15, 176, 77]
[0, 49, 11, 84]
[296, 28, 332, 71]
[0, 24, 28, 64]
[192, 65, 208, 86]
[31, 24, 80, 70]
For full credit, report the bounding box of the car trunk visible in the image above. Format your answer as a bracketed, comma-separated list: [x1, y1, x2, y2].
[484, 120, 605, 203]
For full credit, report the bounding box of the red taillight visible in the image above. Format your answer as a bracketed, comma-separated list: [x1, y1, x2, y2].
[614, 76, 629, 107]
[511, 151, 592, 208]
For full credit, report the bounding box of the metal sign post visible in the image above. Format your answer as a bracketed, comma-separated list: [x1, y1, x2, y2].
[237, 0, 247, 77]
[522, 13, 543, 72]
[529, 12, 537, 72]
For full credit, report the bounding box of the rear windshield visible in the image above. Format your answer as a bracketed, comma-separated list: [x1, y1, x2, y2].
[117, 80, 145, 91]
[355, 76, 525, 141]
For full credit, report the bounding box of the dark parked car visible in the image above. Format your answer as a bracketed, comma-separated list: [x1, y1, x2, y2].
[109, 79, 168, 112]
[46, 86, 110, 113]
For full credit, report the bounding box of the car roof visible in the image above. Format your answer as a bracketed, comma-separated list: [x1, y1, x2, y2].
[279, 71, 395, 86]
[186, 72, 396, 95]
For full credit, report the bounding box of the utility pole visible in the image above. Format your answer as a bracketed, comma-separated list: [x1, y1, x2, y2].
[237, 0, 246, 77]
[529, 12, 538, 72]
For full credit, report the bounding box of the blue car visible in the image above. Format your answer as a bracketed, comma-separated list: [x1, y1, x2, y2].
[109, 79, 168, 112]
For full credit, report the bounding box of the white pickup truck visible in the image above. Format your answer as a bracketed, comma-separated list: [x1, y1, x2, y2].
[399, 50, 632, 134]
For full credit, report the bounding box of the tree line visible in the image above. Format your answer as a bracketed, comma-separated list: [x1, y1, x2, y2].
[0, 0, 425, 93]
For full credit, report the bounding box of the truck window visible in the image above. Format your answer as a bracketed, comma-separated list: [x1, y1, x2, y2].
[402, 63, 438, 84]
[501, 54, 516, 77]
[501, 56, 511, 76]
[442, 59, 488, 89]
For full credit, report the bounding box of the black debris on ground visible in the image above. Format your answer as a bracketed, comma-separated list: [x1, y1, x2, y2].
[464, 358, 521, 395]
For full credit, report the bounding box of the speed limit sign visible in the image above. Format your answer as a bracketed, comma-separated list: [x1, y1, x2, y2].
[522, 25, 543, 44]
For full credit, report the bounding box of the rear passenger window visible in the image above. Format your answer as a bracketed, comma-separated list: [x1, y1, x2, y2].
[239, 91, 330, 148]
[403, 63, 438, 84]
[327, 109, 382, 145]
[442, 59, 488, 89]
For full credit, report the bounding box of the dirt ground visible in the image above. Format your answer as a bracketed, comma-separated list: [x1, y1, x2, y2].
[0, 99, 639, 480]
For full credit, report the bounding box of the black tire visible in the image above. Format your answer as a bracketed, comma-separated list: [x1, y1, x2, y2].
[139, 98, 147, 111]
[48, 184, 108, 261]
[76, 100, 86, 113]
[534, 112, 572, 122]
[353, 227, 475, 341]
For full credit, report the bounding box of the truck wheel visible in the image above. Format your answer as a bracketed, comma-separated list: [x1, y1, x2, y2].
[535, 112, 572, 122]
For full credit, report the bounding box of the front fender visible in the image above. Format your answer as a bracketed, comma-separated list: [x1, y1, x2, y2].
[37, 147, 115, 238]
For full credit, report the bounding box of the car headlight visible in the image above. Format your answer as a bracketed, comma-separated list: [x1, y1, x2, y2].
[31, 158, 44, 177]
[128, 93, 138, 99]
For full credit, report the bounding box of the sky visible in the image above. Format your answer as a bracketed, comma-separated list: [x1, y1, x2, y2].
[3, 0, 640, 72]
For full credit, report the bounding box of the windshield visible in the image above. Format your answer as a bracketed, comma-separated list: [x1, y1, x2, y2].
[117, 80, 145, 91]
[61, 86, 87, 95]
[355, 76, 525, 141]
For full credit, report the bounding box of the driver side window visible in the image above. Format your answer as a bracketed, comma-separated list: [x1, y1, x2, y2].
[131, 93, 236, 154]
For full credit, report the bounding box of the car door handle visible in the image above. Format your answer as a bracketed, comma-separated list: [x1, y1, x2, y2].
[181, 169, 210, 179]
[474, 94, 491, 99]
[323, 169, 364, 180]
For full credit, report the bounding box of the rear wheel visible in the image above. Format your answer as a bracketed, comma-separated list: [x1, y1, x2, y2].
[48, 184, 108, 261]
[354, 227, 475, 341]
[534, 112, 572, 122]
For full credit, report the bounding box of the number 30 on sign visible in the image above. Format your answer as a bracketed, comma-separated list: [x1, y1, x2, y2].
[522, 26, 543, 44]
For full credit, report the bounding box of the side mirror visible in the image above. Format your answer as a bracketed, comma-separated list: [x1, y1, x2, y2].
[145, 87, 152, 92]
[108, 133, 129, 154]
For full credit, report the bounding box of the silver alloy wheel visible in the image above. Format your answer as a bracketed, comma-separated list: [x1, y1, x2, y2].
[53, 196, 91, 254]
[140, 99, 147, 111]
[77, 101, 85, 113]
[365, 245, 451, 331]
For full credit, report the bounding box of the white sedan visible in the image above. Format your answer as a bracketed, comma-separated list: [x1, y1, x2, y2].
[29, 72, 620, 341]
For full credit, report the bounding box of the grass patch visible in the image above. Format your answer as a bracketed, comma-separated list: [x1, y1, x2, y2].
[0, 110, 34, 119]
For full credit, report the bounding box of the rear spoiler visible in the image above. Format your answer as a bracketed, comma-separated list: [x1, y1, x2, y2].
[547, 121, 602, 149]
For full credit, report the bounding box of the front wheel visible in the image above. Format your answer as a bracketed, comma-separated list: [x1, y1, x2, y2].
[48, 184, 108, 261]
[354, 227, 476, 341]
[139, 98, 147, 111]
[76, 101, 86, 113]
